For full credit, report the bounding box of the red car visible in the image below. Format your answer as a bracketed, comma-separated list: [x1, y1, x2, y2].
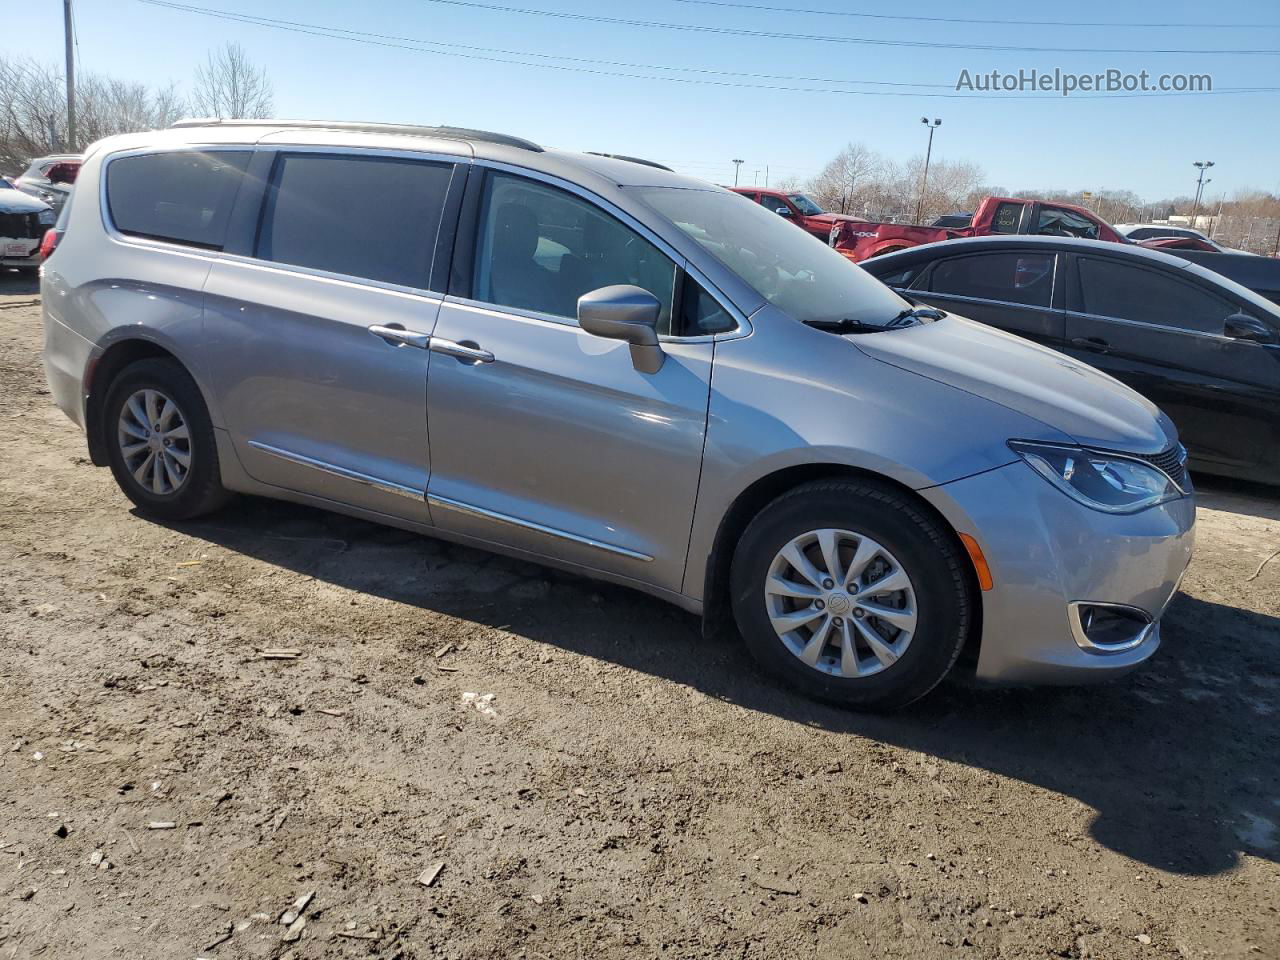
[828, 196, 1126, 262]
[729, 187, 867, 243]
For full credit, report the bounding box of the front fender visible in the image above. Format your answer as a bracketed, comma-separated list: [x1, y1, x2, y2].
[680, 306, 1071, 599]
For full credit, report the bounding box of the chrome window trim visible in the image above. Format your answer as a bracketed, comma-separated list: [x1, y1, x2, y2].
[427, 493, 653, 562]
[468, 159, 750, 341]
[922, 291, 1056, 314]
[1066, 309, 1275, 345]
[247, 440, 424, 501]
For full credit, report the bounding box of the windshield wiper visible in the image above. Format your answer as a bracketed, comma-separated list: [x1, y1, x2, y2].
[802, 317, 873, 333]
[888, 306, 945, 326]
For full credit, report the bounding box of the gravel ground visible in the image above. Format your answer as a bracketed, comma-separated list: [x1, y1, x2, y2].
[1, 270, 1277, 960]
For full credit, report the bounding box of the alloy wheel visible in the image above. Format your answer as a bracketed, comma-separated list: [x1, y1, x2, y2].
[116, 388, 192, 496]
[763, 528, 918, 678]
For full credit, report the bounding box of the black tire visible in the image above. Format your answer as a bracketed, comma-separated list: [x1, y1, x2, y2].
[102, 358, 230, 521]
[730, 479, 972, 711]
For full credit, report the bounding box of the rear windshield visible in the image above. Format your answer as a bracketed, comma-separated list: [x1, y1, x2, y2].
[636, 186, 910, 328]
[106, 150, 250, 250]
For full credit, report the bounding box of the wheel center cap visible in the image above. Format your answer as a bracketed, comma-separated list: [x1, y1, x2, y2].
[148, 435, 163, 452]
[826, 593, 851, 615]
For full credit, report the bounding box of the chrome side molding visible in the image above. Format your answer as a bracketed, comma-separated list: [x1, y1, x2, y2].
[427, 493, 653, 562]
[247, 440, 425, 501]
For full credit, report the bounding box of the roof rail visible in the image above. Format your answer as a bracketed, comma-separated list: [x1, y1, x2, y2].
[586, 152, 673, 172]
[169, 118, 543, 152]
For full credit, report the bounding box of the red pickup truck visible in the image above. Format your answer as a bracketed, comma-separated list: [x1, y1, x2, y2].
[827, 196, 1126, 262]
[729, 187, 868, 244]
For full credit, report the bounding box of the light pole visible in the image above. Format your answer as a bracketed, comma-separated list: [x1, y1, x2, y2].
[915, 118, 941, 225]
[732, 158, 744, 187]
[1190, 160, 1214, 223]
[63, 0, 76, 150]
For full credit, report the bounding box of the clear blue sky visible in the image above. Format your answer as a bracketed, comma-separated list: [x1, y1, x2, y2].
[8, 0, 1280, 201]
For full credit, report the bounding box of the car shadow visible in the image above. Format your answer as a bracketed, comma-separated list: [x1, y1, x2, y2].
[151, 495, 1279, 878]
[1193, 474, 1280, 521]
[0, 269, 41, 296]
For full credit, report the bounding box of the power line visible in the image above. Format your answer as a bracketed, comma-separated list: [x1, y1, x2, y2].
[671, 0, 1280, 30]
[138, 0, 952, 91]
[138, 1, 1280, 100]
[410, 0, 1280, 56]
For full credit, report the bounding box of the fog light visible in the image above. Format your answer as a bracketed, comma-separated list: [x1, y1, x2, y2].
[1069, 602, 1155, 654]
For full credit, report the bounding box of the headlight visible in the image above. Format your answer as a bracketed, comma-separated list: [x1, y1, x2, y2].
[1009, 440, 1183, 514]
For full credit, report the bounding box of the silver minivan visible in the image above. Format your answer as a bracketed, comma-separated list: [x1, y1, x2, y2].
[41, 120, 1195, 709]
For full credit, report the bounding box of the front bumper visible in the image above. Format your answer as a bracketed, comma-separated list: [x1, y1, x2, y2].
[921, 459, 1195, 685]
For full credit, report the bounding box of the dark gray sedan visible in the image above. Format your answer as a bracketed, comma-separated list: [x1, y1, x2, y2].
[861, 236, 1280, 484]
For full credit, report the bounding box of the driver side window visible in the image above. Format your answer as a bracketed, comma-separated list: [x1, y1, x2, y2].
[473, 172, 676, 333]
[757, 194, 790, 215]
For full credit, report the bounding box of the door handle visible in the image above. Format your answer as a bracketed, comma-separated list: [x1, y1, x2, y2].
[1069, 336, 1111, 354]
[429, 337, 495, 364]
[368, 324, 431, 349]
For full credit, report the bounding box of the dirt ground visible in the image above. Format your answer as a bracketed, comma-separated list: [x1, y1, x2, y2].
[0, 270, 1277, 960]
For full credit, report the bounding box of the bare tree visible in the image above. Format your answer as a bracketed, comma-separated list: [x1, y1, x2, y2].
[0, 55, 185, 172]
[190, 42, 273, 119]
[807, 142, 881, 215]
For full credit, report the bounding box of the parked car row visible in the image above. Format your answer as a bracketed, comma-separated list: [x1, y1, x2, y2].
[0, 175, 58, 275]
[40, 119, 1197, 710]
[859, 236, 1280, 484]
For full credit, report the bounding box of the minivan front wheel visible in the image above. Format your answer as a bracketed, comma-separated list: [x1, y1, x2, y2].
[730, 479, 971, 710]
[102, 358, 229, 520]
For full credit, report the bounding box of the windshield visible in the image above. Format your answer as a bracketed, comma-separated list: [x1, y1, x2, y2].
[788, 193, 824, 216]
[637, 187, 912, 328]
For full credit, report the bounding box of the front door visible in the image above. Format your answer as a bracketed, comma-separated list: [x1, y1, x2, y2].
[915, 250, 1065, 349]
[424, 169, 714, 593]
[203, 150, 461, 521]
[1063, 254, 1280, 475]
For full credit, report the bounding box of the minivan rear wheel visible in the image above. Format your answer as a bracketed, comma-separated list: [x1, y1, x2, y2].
[102, 358, 230, 520]
[730, 479, 971, 710]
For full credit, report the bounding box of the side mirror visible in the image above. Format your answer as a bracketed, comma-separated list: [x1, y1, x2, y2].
[578, 284, 665, 374]
[1223, 312, 1276, 343]
[775, 206, 793, 217]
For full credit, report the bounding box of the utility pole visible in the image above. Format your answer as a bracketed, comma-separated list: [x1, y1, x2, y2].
[1190, 160, 1214, 223]
[732, 158, 744, 187]
[915, 117, 941, 225]
[63, 0, 76, 151]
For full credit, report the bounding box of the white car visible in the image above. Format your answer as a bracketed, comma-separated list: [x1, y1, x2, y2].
[1114, 222, 1250, 255]
[0, 177, 55, 275]
[14, 155, 82, 216]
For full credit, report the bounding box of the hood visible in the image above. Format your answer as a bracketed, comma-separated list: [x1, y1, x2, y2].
[852, 315, 1175, 454]
[0, 189, 52, 215]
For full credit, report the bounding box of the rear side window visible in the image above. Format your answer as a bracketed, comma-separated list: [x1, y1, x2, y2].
[1076, 258, 1233, 333]
[1036, 206, 1099, 240]
[257, 154, 453, 288]
[930, 253, 1055, 307]
[990, 202, 1023, 234]
[107, 151, 250, 250]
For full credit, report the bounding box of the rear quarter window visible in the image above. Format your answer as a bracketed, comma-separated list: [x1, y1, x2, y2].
[107, 151, 251, 250]
[255, 153, 454, 289]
